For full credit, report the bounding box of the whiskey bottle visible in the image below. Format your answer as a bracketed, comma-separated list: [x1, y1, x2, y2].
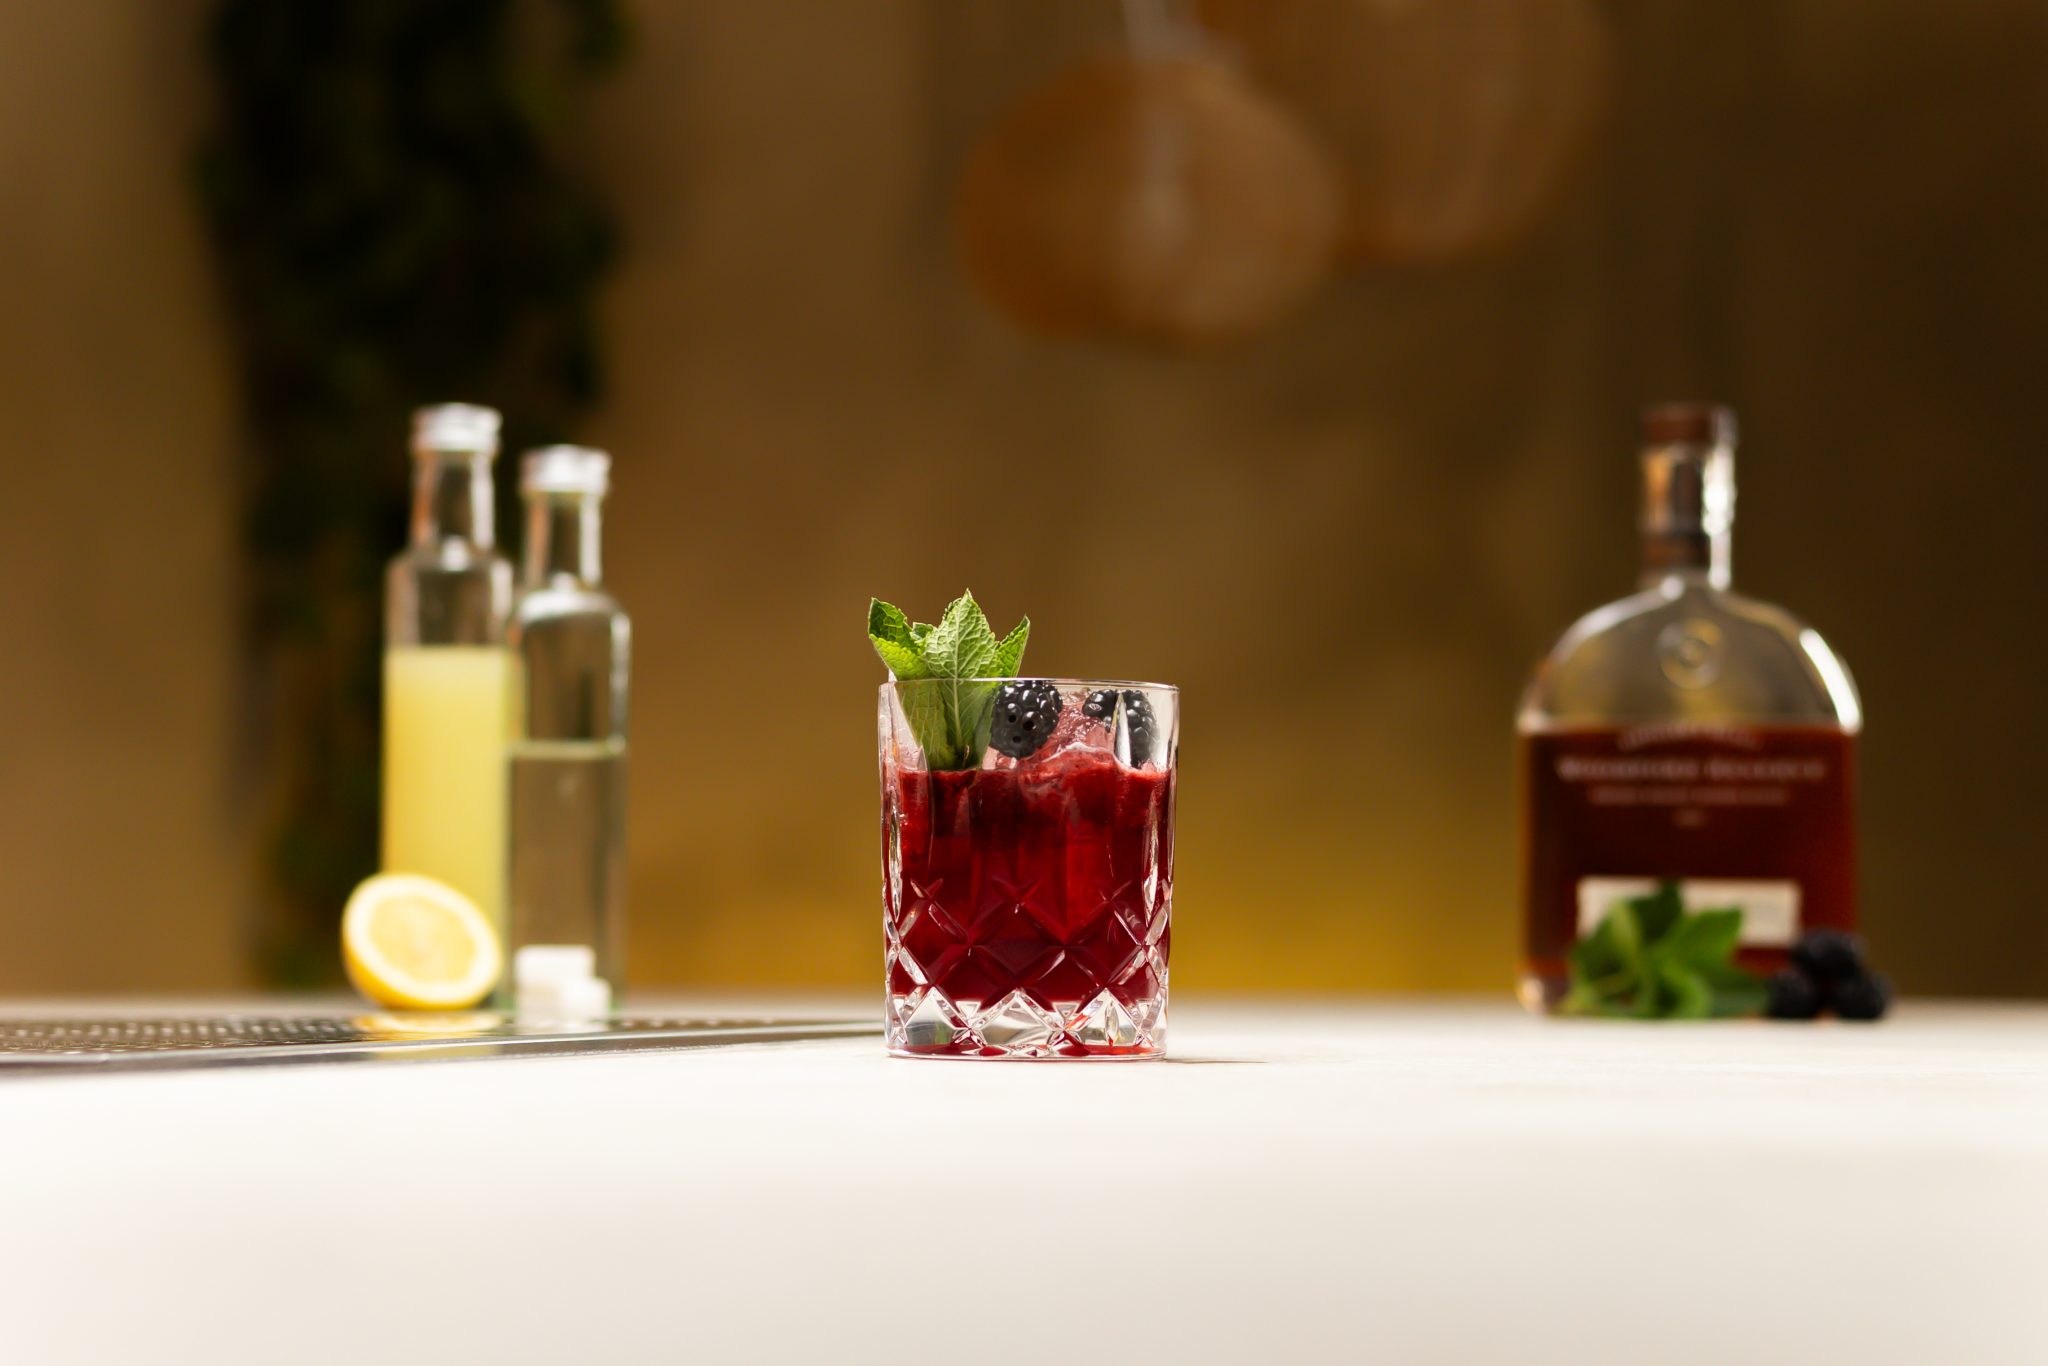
[1517, 404, 1861, 1011]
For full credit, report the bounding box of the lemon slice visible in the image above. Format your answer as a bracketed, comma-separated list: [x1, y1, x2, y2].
[351, 1011, 501, 1038]
[342, 874, 502, 1010]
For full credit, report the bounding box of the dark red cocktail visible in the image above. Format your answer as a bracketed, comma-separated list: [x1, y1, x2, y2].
[881, 682, 1177, 1059]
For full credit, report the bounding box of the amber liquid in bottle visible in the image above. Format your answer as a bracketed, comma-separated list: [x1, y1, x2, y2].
[1517, 406, 1861, 1011]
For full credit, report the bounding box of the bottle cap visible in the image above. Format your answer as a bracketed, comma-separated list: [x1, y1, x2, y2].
[411, 403, 502, 455]
[521, 445, 611, 498]
[1640, 402, 1736, 449]
[1639, 402, 1736, 541]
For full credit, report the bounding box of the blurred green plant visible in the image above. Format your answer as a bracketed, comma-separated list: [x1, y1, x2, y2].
[1562, 882, 1767, 1020]
[195, 0, 627, 984]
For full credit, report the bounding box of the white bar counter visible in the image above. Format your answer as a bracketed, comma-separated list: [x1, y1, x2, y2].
[3, 998, 2044, 1365]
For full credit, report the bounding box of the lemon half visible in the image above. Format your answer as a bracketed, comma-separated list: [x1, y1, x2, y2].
[342, 873, 502, 1010]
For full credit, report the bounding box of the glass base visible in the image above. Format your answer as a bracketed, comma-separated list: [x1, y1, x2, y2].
[886, 987, 1166, 1060]
[1517, 969, 1567, 1015]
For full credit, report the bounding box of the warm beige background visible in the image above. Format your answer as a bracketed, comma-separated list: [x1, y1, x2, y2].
[3, 2, 2044, 996]
[0, 2, 250, 990]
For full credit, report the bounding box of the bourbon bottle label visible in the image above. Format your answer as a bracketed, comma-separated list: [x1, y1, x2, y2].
[1520, 722, 1856, 979]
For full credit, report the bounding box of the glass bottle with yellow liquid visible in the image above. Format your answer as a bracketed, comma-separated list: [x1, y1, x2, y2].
[383, 404, 517, 949]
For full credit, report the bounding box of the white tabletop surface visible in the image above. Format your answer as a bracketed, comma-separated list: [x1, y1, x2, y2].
[3, 997, 2045, 1366]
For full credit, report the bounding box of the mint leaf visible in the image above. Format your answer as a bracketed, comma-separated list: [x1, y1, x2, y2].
[1568, 928, 1622, 986]
[1628, 961, 1669, 1018]
[1563, 886, 1767, 1021]
[917, 593, 1001, 769]
[1696, 959, 1768, 1018]
[1570, 912, 1629, 982]
[1658, 961, 1712, 1019]
[1604, 901, 1643, 972]
[869, 590, 1030, 770]
[872, 637, 924, 679]
[1564, 908, 1644, 1017]
[869, 598, 917, 651]
[1662, 907, 1743, 970]
[896, 681, 969, 770]
[993, 616, 1031, 678]
[869, 599, 929, 679]
[922, 592, 1000, 679]
[1628, 882, 1684, 942]
[1561, 980, 1622, 1017]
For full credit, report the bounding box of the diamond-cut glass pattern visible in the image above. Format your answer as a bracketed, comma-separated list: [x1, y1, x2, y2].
[880, 681, 1177, 1059]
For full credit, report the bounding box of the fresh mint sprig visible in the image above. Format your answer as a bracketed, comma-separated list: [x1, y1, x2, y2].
[869, 591, 1029, 770]
[1562, 882, 1767, 1020]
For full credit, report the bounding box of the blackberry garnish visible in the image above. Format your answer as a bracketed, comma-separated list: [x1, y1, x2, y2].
[1765, 968, 1823, 1020]
[1829, 971, 1892, 1022]
[1083, 689, 1119, 721]
[1119, 689, 1159, 767]
[1790, 930, 1866, 983]
[989, 679, 1063, 759]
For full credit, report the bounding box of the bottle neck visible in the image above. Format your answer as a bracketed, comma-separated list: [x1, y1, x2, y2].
[410, 453, 497, 551]
[524, 494, 604, 587]
[1639, 443, 1733, 591]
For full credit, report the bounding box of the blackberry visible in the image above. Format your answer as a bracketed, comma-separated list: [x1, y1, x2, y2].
[1083, 689, 1120, 721]
[1829, 971, 1892, 1022]
[1119, 689, 1159, 767]
[1765, 968, 1823, 1020]
[1790, 930, 1866, 983]
[989, 679, 1063, 759]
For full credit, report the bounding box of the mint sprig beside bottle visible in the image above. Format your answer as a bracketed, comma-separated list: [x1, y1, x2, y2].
[869, 591, 1029, 771]
[1562, 882, 1767, 1019]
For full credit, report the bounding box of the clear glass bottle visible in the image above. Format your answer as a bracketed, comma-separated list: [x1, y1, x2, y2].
[1517, 404, 1862, 1010]
[506, 446, 630, 1010]
[383, 404, 517, 941]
